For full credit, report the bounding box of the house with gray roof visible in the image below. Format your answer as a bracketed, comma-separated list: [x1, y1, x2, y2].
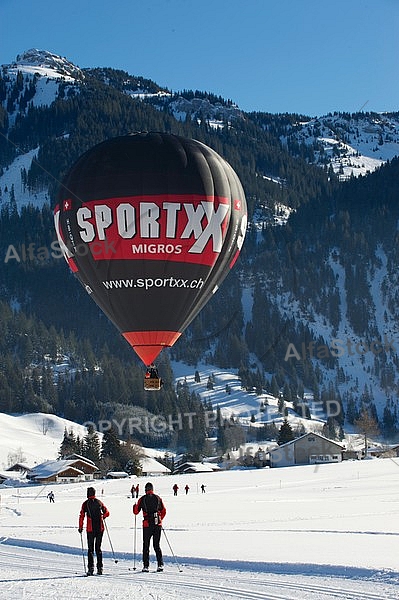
[269, 432, 344, 468]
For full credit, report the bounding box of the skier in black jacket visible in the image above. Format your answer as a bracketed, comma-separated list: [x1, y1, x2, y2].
[133, 482, 166, 572]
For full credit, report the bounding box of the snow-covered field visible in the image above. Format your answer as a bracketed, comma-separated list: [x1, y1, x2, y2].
[0, 368, 396, 598]
[1, 458, 399, 599]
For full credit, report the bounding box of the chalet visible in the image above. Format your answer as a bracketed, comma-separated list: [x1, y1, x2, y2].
[28, 457, 99, 484]
[269, 432, 344, 468]
[6, 463, 32, 475]
[106, 471, 129, 479]
[368, 444, 399, 458]
[140, 456, 171, 476]
[64, 454, 99, 476]
[172, 461, 221, 475]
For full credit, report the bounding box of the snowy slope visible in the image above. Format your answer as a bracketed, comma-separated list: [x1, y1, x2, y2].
[282, 113, 399, 179]
[0, 412, 90, 470]
[172, 360, 327, 430]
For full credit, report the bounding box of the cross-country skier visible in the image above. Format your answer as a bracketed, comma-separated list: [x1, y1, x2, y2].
[78, 486, 110, 575]
[133, 482, 166, 572]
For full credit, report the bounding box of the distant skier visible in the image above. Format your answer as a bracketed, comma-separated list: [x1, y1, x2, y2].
[133, 482, 166, 572]
[47, 491, 55, 503]
[78, 486, 110, 576]
[173, 483, 179, 496]
[184, 484, 189, 495]
[131, 484, 135, 498]
[201, 484, 206, 493]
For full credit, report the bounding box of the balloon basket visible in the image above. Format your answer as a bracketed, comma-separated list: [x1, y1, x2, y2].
[144, 377, 162, 391]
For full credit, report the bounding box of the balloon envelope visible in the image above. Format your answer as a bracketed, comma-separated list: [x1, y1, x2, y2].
[54, 133, 247, 365]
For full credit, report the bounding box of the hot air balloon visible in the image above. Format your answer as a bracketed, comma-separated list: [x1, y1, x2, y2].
[54, 133, 247, 389]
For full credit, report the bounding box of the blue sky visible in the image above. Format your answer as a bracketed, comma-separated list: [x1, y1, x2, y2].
[1, 0, 398, 116]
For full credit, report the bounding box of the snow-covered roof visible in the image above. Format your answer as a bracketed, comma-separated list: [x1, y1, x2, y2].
[140, 456, 171, 474]
[65, 454, 96, 466]
[28, 459, 86, 479]
[174, 461, 221, 473]
[270, 431, 344, 453]
[6, 463, 32, 472]
[0, 471, 25, 480]
[106, 471, 129, 478]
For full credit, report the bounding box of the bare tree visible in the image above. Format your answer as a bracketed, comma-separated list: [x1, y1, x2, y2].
[7, 448, 27, 467]
[35, 417, 53, 435]
[354, 409, 380, 458]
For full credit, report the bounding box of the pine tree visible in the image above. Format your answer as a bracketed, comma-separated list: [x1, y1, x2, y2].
[270, 376, 280, 398]
[83, 424, 101, 463]
[101, 425, 121, 465]
[277, 419, 295, 445]
[119, 438, 143, 475]
[59, 427, 80, 458]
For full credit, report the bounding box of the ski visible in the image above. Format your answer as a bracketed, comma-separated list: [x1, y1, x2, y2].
[128, 568, 164, 573]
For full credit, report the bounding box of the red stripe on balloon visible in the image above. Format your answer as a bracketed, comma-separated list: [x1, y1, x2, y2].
[122, 330, 181, 366]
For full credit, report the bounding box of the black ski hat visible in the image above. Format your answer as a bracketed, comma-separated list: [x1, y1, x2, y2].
[87, 486, 96, 498]
[145, 482, 153, 492]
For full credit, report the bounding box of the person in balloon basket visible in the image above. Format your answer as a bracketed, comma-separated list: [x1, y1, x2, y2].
[144, 364, 164, 388]
[78, 486, 110, 575]
[145, 364, 159, 379]
[133, 482, 166, 572]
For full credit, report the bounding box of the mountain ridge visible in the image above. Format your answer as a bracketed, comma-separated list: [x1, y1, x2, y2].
[2, 49, 398, 184]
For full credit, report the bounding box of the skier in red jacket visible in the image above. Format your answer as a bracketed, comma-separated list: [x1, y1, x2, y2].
[78, 486, 110, 575]
[133, 482, 166, 572]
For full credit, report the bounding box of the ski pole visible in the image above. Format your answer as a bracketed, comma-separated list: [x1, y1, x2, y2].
[104, 519, 118, 563]
[133, 513, 137, 570]
[79, 531, 86, 573]
[161, 526, 182, 572]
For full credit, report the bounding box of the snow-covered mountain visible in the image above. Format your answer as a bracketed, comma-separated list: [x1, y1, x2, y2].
[282, 112, 399, 179]
[11, 48, 84, 80]
[1, 49, 399, 442]
[1, 50, 398, 253]
[1, 49, 398, 194]
[1, 49, 83, 125]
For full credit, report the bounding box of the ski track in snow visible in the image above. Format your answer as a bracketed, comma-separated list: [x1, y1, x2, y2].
[0, 543, 397, 599]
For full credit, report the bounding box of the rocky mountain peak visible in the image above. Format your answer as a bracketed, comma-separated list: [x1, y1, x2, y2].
[13, 49, 83, 79]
